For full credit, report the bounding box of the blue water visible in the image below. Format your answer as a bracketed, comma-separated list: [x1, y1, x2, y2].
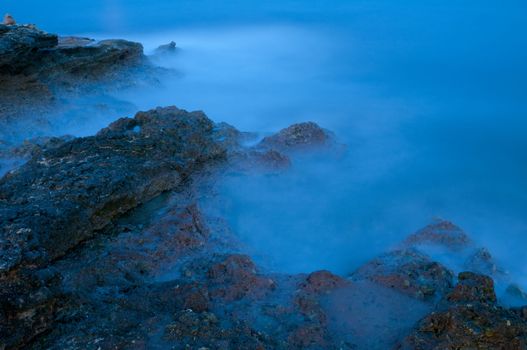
[3, 1, 527, 283]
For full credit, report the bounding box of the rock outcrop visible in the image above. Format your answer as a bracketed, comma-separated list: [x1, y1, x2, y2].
[0, 24, 150, 124]
[398, 272, 527, 350]
[352, 249, 454, 301]
[257, 121, 344, 155]
[0, 104, 350, 349]
[0, 106, 225, 348]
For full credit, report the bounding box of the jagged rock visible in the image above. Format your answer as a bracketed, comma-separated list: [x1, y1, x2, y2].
[0, 24, 143, 79]
[402, 219, 472, 251]
[0, 135, 75, 160]
[164, 309, 271, 349]
[230, 149, 292, 173]
[446, 271, 497, 304]
[398, 272, 527, 350]
[288, 271, 352, 349]
[257, 122, 344, 155]
[352, 249, 454, 300]
[398, 305, 527, 350]
[1, 106, 224, 269]
[57, 36, 94, 48]
[403, 221, 506, 280]
[206, 254, 276, 301]
[300, 270, 350, 295]
[0, 24, 58, 74]
[0, 106, 225, 348]
[0, 24, 150, 124]
[39, 39, 144, 83]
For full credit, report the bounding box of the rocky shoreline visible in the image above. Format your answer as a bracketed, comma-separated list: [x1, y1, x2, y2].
[1, 25, 527, 350]
[0, 23, 150, 121]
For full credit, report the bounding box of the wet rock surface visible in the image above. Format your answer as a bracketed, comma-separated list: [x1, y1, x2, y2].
[352, 248, 454, 301]
[0, 103, 351, 349]
[0, 106, 225, 348]
[0, 106, 526, 349]
[398, 272, 527, 350]
[257, 122, 345, 156]
[0, 23, 158, 152]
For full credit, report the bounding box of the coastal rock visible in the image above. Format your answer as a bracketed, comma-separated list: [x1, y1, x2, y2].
[206, 254, 276, 301]
[154, 41, 178, 55]
[257, 122, 344, 155]
[0, 106, 225, 348]
[300, 270, 350, 295]
[1, 106, 224, 269]
[0, 24, 144, 79]
[403, 220, 506, 280]
[164, 309, 270, 350]
[402, 219, 472, 251]
[352, 249, 454, 301]
[0, 24, 150, 124]
[287, 271, 352, 349]
[399, 305, 527, 349]
[40, 39, 144, 85]
[398, 273, 527, 350]
[446, 271, 497, 304]
[0, 24, 58, 74]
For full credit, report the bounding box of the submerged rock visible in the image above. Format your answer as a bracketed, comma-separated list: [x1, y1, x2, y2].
[154, 41, 178, 55]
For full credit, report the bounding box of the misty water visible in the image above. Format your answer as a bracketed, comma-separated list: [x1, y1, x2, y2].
[4, 1, 527, 293]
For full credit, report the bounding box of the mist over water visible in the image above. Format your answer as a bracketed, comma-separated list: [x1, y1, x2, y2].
[3, 1, 527, 290]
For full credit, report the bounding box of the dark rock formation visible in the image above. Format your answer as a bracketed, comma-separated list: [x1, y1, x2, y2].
[402, 219, 472, 250]
[402, 220, 507, 280]
[300, 270, 350, 295]
[0, 103, 349, 349]
[398, 272, 527, 350]
[1, 106, 224, 269]
[257, 122, 345, 155]
[447, 271, 497, 304]
[0, 24, 58, 74]
[0, 24, 150, 125]
[352, 249, 454, 301]
[0, 106, 225, 348]
[0, 24, 144, 81]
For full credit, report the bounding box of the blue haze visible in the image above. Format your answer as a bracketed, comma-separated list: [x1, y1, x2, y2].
[3, 1, 527, 286]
